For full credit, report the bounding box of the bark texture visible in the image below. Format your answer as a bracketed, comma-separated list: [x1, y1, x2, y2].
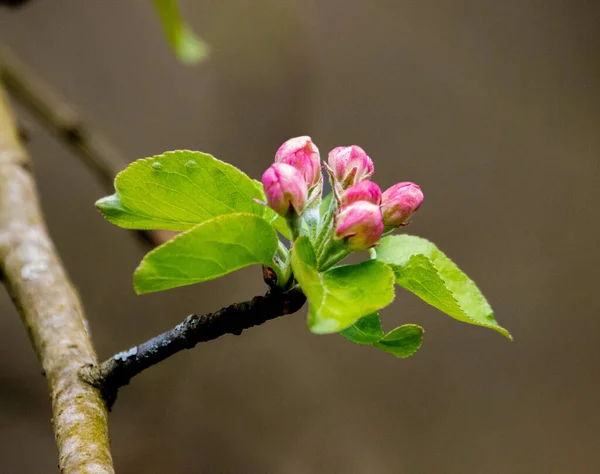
[0, 86, 114, 473]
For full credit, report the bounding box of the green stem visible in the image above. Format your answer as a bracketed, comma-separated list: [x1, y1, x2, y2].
[277, 240, 289, 260]
[286, 214, 301, 244]
[317, 239, 352, 271]
[315, 195, 338, 257]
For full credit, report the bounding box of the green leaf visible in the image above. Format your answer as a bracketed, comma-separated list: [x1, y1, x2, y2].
[134, 213, 277, 294]
[341, 313, 424, 358]
[267, 210, 290, 239]
[373, 324, 424, 358]
[97, 150, 267, 231]
[340, 313, 383, 344]
[151, 0, 209, 64]
[291, 237, 395, 334]
[376, 235, 511, 339]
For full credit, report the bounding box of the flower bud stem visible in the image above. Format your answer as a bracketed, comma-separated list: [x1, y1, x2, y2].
[303, 199, 321, 243]
[317, 243, 351, 271]
[278, 240, 289, 259]
[286, 214, 302, 244]
[314, 194, 337, 257]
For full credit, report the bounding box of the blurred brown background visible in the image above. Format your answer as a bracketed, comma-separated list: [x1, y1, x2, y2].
[1, 1, 600, 473]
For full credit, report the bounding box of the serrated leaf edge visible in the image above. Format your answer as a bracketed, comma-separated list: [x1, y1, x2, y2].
[132, 212, 278, 294]
[378, 235, 512, 340]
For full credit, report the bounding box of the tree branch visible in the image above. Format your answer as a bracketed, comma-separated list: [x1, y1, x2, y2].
[0, 43, 170, 247]
[82, 286, 306, 409]
[0, 42, 306, 411]
[0, 85, 114, 471]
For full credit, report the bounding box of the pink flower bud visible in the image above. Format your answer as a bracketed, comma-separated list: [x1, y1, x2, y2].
[327, 145, 374, 189]
[262, 163, 308, 217]
[275, 136, 322, 190]
[335, 201, 383, 251]
[340, 180, 382, 208]
[380, 182, 424, 226]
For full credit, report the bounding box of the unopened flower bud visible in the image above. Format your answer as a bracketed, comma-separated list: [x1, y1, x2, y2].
[327, 145, 374, 189]
[340, 181, 382, 208]
[335, 201, 383, 251]
[275, 136, 321, 190]
[380, 182, 424, 226]
[262, 163, 308, 217]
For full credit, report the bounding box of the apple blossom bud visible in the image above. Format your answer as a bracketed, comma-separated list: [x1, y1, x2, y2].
[340, 180, 382, 208]
[262, 163, 308, 217]
[327, 145, 374, 189]
[275, 136, 321, 190]
[380, 182, 424, 226]
[334, 201, 383, 251]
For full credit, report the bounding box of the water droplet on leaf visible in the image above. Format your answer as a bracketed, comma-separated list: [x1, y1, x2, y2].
[152, 162, 162, 170]
[185, 160, 198, 170]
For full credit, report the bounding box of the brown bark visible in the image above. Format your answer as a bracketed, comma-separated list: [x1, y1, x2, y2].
[0, 86, 114, 472]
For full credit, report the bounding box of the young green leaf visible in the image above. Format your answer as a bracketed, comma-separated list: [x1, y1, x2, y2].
[340, 313, 384, 344]
[151, 0, 209, 64]
[341, 313, 424, 358]
[373, 324, 424, 358]
[97, 151, 267, 231]
[376, 235, 511, 339]
[134, 213, 278, 294]
[291, 237, 395, 334]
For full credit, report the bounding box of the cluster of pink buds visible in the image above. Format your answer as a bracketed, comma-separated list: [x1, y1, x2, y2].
[329, 146, 423, 251]
[262, 136, 424, 251]
[262, 136, 322, 217]
[329, 147, 382, 250]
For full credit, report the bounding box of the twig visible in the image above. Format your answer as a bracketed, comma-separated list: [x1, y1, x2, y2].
[0, 43, 167, 247]
[0, 44, 306, 414]
[0, 84, 114, 471]
[82, 286, 306, 409]
[0, 44, 123, 187]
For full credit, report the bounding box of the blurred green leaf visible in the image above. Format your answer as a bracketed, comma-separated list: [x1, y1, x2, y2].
[291, 237, 395, 334]
[134, 213, 278, 294]
[96, 150, 267, 231]
[151, 0, 209, 64]
[376, 235, 511, 339]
